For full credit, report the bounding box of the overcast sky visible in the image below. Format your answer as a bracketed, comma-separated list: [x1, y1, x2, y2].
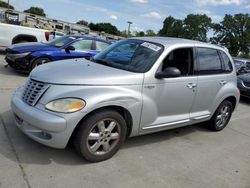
[4, 0, 250, 32]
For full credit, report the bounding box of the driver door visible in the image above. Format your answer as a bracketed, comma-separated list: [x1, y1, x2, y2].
[140, 47, 197, 131]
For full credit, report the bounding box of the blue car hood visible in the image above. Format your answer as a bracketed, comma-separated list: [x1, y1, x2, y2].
[8, 42, 59, 53]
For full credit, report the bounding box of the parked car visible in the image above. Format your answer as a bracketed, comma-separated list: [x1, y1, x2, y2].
[237, 73, 250, 98]
[11, 37, 239, 162]
[233, 58, 250, 98]
[0, 22, 51, 50]
[233, 57, 250, 74]
[5, 35, 111, 72]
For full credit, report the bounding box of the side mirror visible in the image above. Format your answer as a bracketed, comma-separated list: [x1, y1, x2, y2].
[155, 67, 181, 79]
[65, 46, 75, 53]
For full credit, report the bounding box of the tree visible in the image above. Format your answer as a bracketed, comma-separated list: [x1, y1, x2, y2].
[211, 14, 250, 56]
[159, 16, 184, 38]
[145, 29, 157, 36]
[0, 0, 14, 9]
[88, 22, 120, 35]
[135, 31, 145, 37]
[183, 14, 212, 42]
[76, 20, 88, 26]
[24, 7, 46, 17]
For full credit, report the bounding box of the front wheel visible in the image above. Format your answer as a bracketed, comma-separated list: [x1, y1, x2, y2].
[74, 110, 127, 162]
[208, 100, 233, 131]
[30, 57, 51, 71]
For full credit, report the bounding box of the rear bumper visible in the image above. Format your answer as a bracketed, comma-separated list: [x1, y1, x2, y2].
[11, 87, 70, 149]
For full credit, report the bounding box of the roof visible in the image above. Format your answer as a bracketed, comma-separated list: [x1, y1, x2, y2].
[132, 37, 226, 51]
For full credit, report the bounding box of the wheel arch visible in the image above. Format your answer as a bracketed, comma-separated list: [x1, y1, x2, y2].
[29, 56, 52, 71]
[70, 105, 133, 143]
[12, 34, 38, 44]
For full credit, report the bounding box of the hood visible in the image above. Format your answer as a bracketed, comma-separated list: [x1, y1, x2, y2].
[30, 59, 143, 85]
[7, 42, 59, 53]
[238, 73, 250, 82]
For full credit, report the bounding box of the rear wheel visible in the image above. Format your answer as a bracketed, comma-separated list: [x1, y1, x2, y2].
[30, 57, 51, 71]
[208, 100, 233, 131]
[74, 110, 127, 162]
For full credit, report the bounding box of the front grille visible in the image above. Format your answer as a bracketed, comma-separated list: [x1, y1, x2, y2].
[243, 81, 250, 88]
[22, 79, 49, 106]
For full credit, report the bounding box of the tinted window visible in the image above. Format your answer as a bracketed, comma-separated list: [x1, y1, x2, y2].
[71, 40, 92, 50]
[197, 48, 222, 75]
[220, 51, 233, 72]
[161, 48, 194, 76]
[94, 39, 163, 73]
[96, 41, 110, 51]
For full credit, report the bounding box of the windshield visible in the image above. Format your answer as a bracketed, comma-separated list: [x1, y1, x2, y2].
[93, 39, 163, 73]
[46, 36, 76, 47]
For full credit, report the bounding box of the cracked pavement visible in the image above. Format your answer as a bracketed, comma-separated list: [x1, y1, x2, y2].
[0, 54, 250, 188]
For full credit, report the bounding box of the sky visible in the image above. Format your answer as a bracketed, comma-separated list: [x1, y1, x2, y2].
[3, 0, 250, 33]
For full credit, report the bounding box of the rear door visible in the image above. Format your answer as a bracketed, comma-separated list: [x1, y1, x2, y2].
[190, 47, 228, 120]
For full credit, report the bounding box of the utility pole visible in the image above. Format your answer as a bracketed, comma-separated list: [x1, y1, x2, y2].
[127, 21, 132, 36]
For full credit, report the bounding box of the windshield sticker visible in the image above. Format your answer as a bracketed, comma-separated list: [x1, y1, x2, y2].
[141, 42, 161, 52]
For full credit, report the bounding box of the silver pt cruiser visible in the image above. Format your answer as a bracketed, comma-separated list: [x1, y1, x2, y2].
[11, 37, 240, 162]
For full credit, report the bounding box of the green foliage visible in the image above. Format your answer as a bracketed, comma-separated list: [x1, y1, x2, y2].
[239, 54, 250, 59]
[88, 22, 120, 35]
[183, 14, 212, 42]
[76, 20, 88, 26]
[211, 14, 250, 56]
[145, 29, 157, 36]
[159, 16, 184, 38]
[24, 7, 46, 17]
[159, 15, 212, 42]
[0, 0, 14, 9]
[135, 31, 145, 37]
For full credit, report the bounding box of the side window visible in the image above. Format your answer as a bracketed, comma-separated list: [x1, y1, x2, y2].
[220, 51, 233, 73]
[96, 41, 110, 51]
[71, 40, 93, 51]
[161, 48, 194, 76]
[197, 48, 222, 75]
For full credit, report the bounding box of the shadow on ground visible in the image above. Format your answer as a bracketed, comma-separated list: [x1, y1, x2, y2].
[0, 64, 28, 77]
[0, 110, 211, 166]
[240, 96, 250, 104]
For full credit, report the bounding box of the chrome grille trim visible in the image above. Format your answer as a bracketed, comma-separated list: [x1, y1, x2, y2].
[22, 79, 49, 106]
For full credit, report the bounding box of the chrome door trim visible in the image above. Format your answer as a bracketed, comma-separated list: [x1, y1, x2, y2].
[142, 119, 190, 130]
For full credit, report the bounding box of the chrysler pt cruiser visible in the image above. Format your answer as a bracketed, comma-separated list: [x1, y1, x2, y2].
[11, 37, 240, 162]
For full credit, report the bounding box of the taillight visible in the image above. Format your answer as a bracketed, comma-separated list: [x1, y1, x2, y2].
[45, 32, 49, 41]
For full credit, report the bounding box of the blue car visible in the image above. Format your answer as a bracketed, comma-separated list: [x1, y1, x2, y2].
[5, 35, 111, 72]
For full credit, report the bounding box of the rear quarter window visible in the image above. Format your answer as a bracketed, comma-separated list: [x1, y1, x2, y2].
[197, 47, 223, 75]
[220, 51, 233, 73]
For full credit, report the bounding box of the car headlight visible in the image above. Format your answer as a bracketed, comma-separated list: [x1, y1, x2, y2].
[8, 52, 31, 59]
[45, 98, 86, 113]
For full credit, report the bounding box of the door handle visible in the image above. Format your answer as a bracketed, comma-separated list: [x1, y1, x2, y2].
[186, 83, 197, 89]
[220, 80, 227, 86]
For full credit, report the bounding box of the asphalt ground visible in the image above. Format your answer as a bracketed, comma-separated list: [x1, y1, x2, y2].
[0, 53, 250, 188]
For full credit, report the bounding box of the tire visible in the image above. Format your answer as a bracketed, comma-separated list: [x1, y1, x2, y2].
[74, 109, 127, 162]
[30, 57, 51, 71]
[207, 100, 233, 131]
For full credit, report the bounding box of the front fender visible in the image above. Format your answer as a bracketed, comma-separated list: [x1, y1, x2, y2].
[38, 84, 143, 136]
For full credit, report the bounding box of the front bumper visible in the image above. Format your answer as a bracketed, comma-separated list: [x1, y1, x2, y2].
[5, 55, 30, 72]
[11, 87, 71, 149]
